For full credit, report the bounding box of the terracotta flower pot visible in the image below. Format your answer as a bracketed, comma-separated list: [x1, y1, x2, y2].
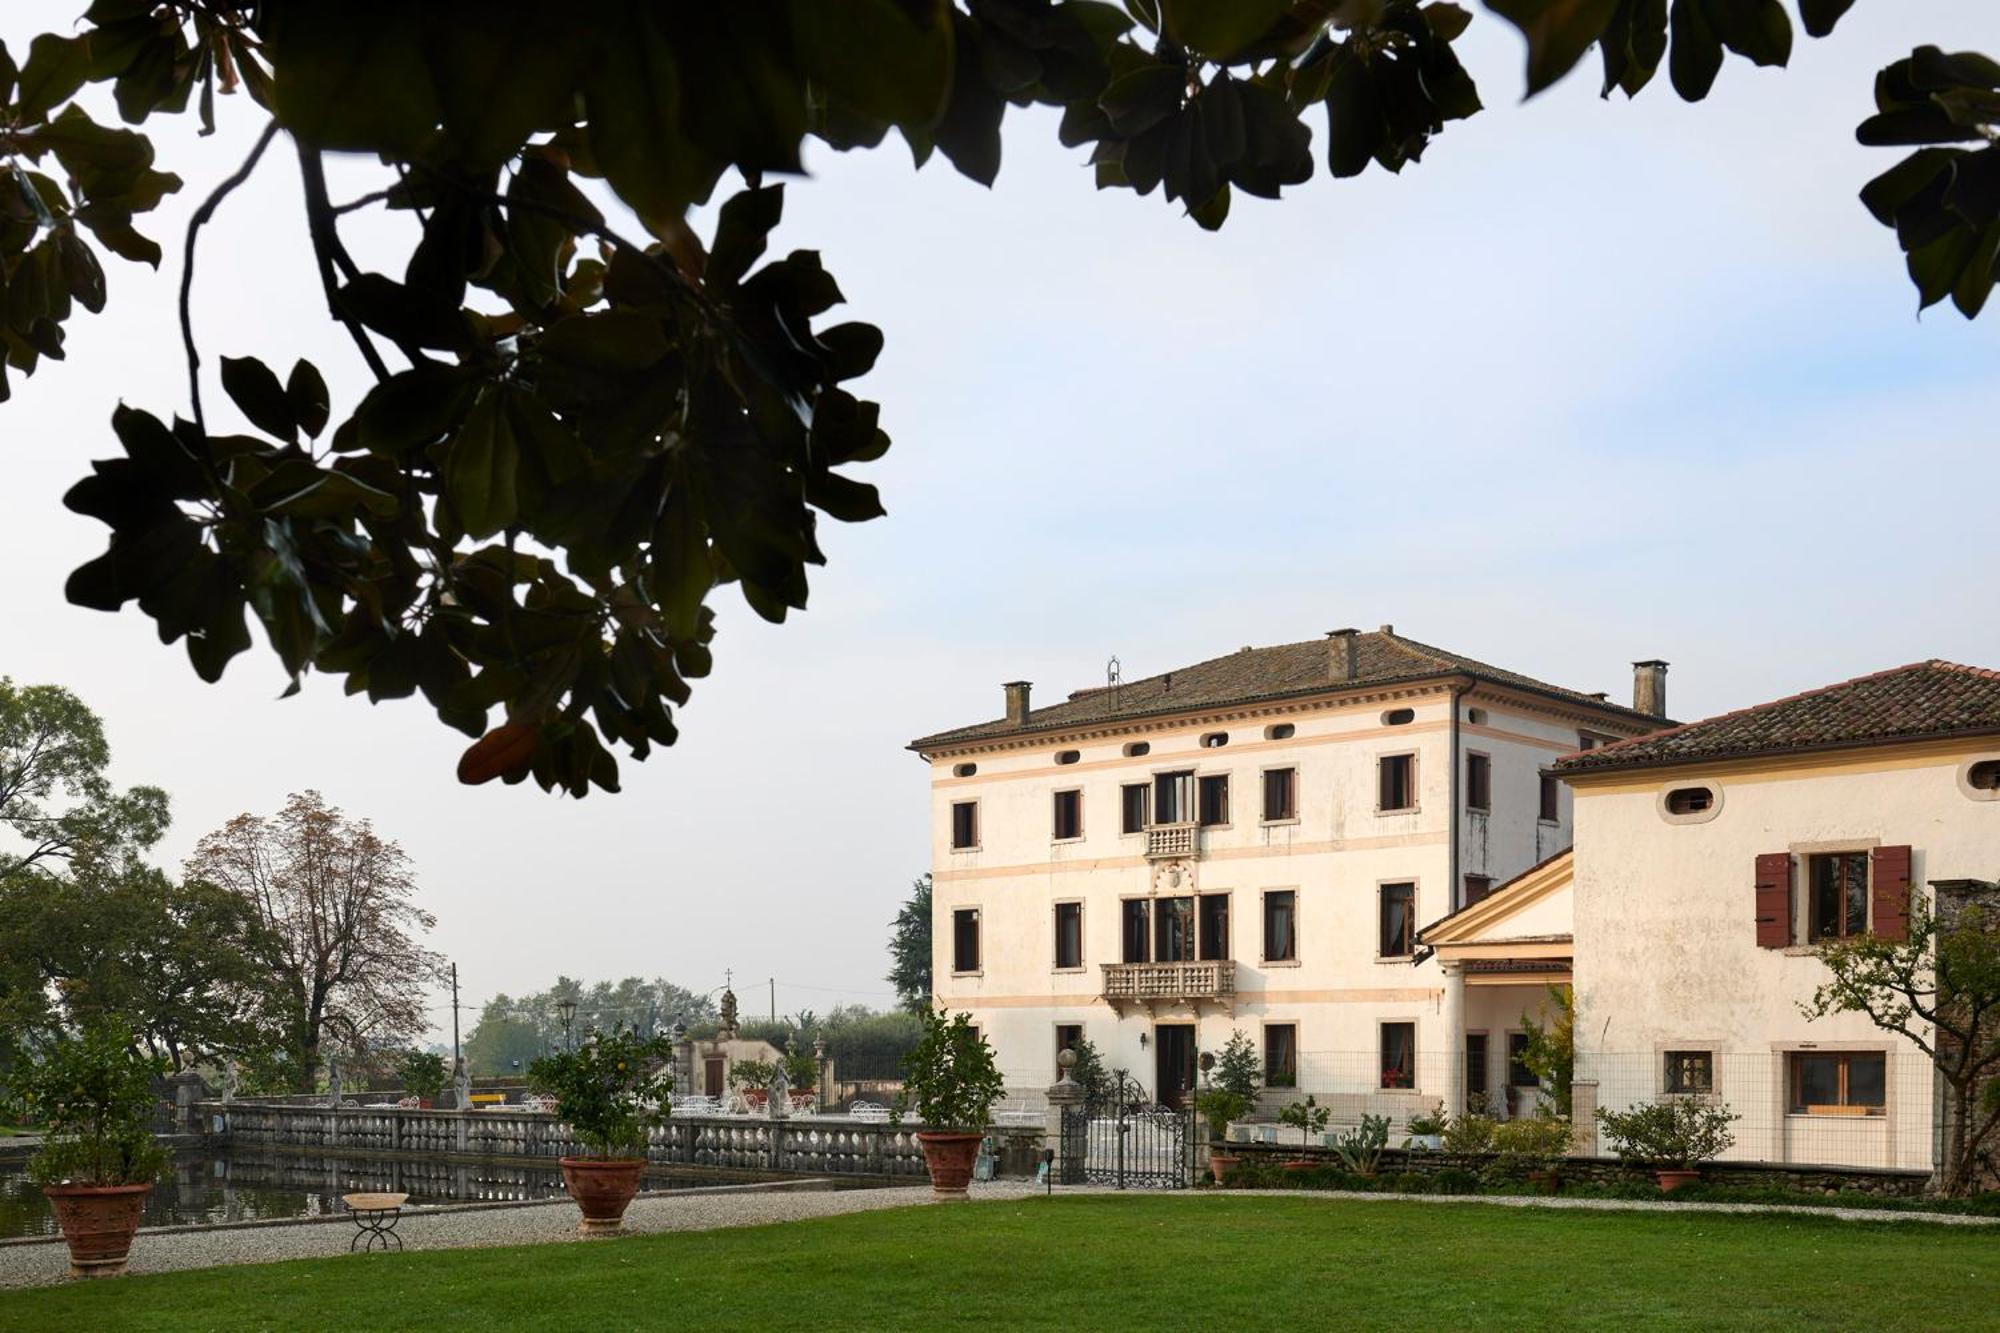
[1282, 1158, 1316, 1172]
[1526, 1169, 1562, 1195]
[1656, 1168, 1700, 1192]
[916, 1132, 983, 1201]
[43, 1182, 152, 1279]
[558, 1157, 647, 1236]
[1208, 1151, 1240, 1184]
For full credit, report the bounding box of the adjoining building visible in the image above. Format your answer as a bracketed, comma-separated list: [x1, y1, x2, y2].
[1545, 659, 2000, 1172]
[908, 627, 1666, 1111]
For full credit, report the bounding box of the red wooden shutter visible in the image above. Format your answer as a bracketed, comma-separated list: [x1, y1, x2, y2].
[1871, 844, 1912, 942]
[1754, 852, 1793, 948]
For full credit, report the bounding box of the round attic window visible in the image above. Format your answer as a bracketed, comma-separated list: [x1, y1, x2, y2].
[1466, 707, 1488, 725]
[1055, 749, 1081, 765]
[1265, 723, 1296, 741]
[1123, 742, 1151, 757]
[1382, 708, 1415, 726]
[1201, 732, 1229, 748]
[1960, 758, 2000, 801]
[1658, 782, 1723, 825]
[952, 763, 977, 778]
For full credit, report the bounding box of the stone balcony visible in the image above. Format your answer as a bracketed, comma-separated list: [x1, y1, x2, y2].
[1144, 822, 1200, 860]
[1101, 960, 1236, 1016]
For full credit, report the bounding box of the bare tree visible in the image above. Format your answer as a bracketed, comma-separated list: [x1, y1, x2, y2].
[188, 791, 444, 1090]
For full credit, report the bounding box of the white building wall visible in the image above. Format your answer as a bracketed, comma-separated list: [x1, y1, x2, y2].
[1570, 740, 2000, 1171]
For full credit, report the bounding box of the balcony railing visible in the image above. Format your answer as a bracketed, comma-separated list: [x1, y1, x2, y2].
[1101, 960, 1236, 1015]
[1144, 822, 1199, 860]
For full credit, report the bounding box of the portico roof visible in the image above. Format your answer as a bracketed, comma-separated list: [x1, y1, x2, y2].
[1419, 848, 1573, 970]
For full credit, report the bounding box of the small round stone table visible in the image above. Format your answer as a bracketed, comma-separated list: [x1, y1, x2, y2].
[342, 1192, 410, 1253]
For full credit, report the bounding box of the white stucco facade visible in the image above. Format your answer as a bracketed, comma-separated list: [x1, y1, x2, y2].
[915, 650, 1653, 1117]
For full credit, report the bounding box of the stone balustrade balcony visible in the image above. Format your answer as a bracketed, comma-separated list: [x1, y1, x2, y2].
[1100, 959, 1236, 1016]
[1144, 822, 1200, 860]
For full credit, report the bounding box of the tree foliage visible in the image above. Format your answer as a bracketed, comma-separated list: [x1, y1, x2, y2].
[0, 5, 1990, 793]
[888, 873, 934, 1016]
[464, 974, 718, 1075]
[2, 1023, 170, 1188]
[185, 790, 445, 1088]
[1517, 983, 1575, 1116]
[1804, 888, 2000, 1196]
[0, 678, 168, 883]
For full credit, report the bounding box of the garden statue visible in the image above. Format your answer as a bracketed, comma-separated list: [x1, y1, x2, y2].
[326, 1056, 343, 1107]
[454, 1057, 472, 1111]
[767, 1062, 790, 1120]
[221, 1060, 238, 1104]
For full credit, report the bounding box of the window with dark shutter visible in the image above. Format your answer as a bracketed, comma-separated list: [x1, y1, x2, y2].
[1154, 770, 1194, 825]
[950, 801, 978, 850]
[1379, 883, 1415, 957]
[1197, 774, 1230, 827]
[1263, 890, 1297, 962]
[1463, 874, 1494, 907]
[1871, 844, 1912, 942]
[1262, 767, 1297, 821]
[1379, 754, 1415, 811]
[1539, 774, 1560, 823]
[1154, 896, 1194, 962]
[1754, 852, 1793, 948]
[1121, 899, 1150, 963]
[1120, 783, 1149, 834]
[952, 908, 980, 972]
[1466, 754, 1491, 811]
[1198, 893, 1230, 961]
[1052, 789, 1082, 840]
[1380, 1023, 1415, 1089]
[1808, 851, 1870, 941]
[1264, 1024, 1297, 1087]
[1054, 902, 1083, 969]
[1055, 1024, 1083, 1080]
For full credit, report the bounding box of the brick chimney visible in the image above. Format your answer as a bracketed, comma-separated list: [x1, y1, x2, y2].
[1004, 680, 1032, 725]
[1327, 629, 1359, 683]
[1632, 660, 1668, 718]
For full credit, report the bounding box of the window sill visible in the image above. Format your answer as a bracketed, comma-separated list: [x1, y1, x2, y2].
[1375, 954, 1416, 965]
[1050, 837, 1085, 847]
[1466, 806, 1491, 816]
[1050, 967, 1087, 976]
[1536, 818, 1561, 828]
[1785, 1110, 1887, 1120]
[1261, 958, 1302, 968]
[950, 970, 983, 979]
[1375, 806, 1419, 817]
[949, 846, 981, 855]
[1259, 817, 1301, 829]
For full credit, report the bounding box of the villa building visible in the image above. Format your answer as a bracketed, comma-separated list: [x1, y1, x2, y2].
[1422, 659, 2000, 1172]
[908, 627, 1665, 1111]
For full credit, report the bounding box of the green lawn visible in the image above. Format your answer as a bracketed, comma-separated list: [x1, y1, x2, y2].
[5, 1196, 1997, 1331]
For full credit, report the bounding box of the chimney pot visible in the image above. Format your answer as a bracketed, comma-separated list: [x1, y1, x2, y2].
[1632, 660, 1668, 718]
[1326, 628, 1359, 683]
[1379, 623, 1394, 635]
[1003, 680, 1032, 725]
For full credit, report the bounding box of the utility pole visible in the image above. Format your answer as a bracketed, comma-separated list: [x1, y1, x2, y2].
[769, 977, 776, 1024]
[450, 963, 462, 1074]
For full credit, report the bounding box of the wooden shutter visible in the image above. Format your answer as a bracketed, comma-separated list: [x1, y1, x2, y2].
[1754, 852, 1793, 948]
[1871, 844, 1912, 942]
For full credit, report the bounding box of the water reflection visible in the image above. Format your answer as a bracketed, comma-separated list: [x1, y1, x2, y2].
[0, 1150, 701, 1239]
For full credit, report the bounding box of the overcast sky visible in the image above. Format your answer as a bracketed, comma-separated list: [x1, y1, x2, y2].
[4, 5, 1996, 1039]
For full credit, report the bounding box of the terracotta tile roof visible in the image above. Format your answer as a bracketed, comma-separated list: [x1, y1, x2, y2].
[1554, 660, 2000, 775]
[909, 629, 1660, 752]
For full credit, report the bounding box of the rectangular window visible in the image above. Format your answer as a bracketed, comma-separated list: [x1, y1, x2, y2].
[1262, 890, 1297, 962]
[1154, 896, 1194, 962]
[1154, 770, 1194, 825]
[1054, 902, 1082, 970]
[952, 908, 980, 973]
[1539, 774, 1560, 823]
[950, 801, 978, 850]
[1121, 899, 1150, 963]
[1198, 893, 1230, 961]
[1466, 753, 1491, 812]
[1378, 754, 1415, 811]
[1379, 882, 1415, 957]
[1808, 852, 1870, 941]
[1052, 789, 1082, 841]
[1264, 1024, 1297, 1087]
[1120, 783, 1150, 834]
[1466, 1033, 1490, 1104]
[1464, 875, 1494, 908]
[1508, 1032, 1538, 1087]
[1055, 1024, 1083, 1080]
[1262, 767, 1297, 822]
[1381, 1022, 1415, 1090]
[1664, 1050, 1714, 1095]
[1197, 774, 1230, 827]
[1790, 1052, 1886, 1115]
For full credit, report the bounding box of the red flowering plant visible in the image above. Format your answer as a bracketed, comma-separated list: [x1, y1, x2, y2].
[528, 1027, 674, 1158]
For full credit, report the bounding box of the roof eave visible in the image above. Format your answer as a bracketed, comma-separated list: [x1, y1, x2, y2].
[1557, 725, 2000, 780]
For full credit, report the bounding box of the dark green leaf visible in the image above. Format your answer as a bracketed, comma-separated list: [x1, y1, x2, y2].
[1487, 0, 1621, 97]
[219, 356, 298, 442]
[1101, 64, 1185, 137]
[15, 33, 91, 122]
[1950, 223, 2000, 318]
[1160, 0, 1294, 62]
[1907, 226, 1975, 309]
[708, 184, 785, 293]
[287, 360, 331, 438]
[1189, 181, 1231, 230]
[444, 389, 519, 539]
[1797, 0, 1854, 39]
[1668, 0, 1723, 101]
[1701, 0, 1790, 68]
[791, 0, 953, 129]
[265, 3, 442, 155]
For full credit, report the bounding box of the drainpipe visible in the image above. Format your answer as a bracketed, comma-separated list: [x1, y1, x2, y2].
[1447, 683, 1464, 912]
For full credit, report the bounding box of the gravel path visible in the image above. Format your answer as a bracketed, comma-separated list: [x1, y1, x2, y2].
[2, 1180, 1985, 1290]
[0, 1181, 1037, 1290]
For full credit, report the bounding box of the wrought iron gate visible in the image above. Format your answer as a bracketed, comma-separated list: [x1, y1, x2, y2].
[1059, 1071, 1193, 1189]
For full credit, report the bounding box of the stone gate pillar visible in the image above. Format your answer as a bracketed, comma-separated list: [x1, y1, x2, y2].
[1045, 1051, 1084, 1183]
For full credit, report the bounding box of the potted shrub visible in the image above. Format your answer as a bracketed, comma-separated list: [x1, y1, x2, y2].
[3, 1026, 168, 1279]
[782, 1046, 818, 1100]
[1405, 1103, 1446, 1151]
[1596, 1098, 1740, 1191]
[1277, 1094, 1330, 1168]
[1491, 1112, 1574, 1193]
[1332, 1114, 1391, 1176]
[1195, 1088, 1253, 1182]
[894, 1008, 1005, 1201]
[730, 1058, 777, 1109]
[528, 1027, 674, 1235]
[399, 1050, 447, 1108]
[1440, 1109, 1497, 1154]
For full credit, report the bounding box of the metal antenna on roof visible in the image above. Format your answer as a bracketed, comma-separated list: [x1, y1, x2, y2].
[1107, 655, 1121, 711]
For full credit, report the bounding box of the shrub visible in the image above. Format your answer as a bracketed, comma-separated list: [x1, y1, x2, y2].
[1331, 1114, 1391, 1174]
[1489, 1112, 1573, 1175]
[528, 1027, 674, 1158]
[1195, 1088, 1253, 1143]
[729, 1058, 779, 1091]
[895, 1008, 1005, 1131]
[1066, 1036, 1113, 1106]
[782, 1045, 818, 1091]
[3, 1025, 169, 1187]
[1209, 1031, 1262, 1101]
[1406, 1102, 1446, 1137]
[1278, 1094, 1329, 1147]
[1596, 1099, 1740, 1169]
[1516, 985, 1575, 1115]
[399, 1050, 448, 1102]
[1441, 1111, 1497, 1153]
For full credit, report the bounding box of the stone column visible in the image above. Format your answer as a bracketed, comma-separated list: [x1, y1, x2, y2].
[1569, 1080, 1599, 1156]
[1045, 1053, 1084, 1185]
[1440, 962, 1467, 1119]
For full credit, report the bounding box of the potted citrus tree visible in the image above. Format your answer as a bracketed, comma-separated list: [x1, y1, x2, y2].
[399, 1049, 447, 1108]
[528, 1027, 674, 1235]
[1278, 1094, 1330, 1168]
[1491, 1111, 1574, 1193]
[1596, 1098, 1739, 1191]
[1195, 1088, 1253, 1182]
[3, 1025, 168, 1278]
[894, 1008, 1004, 1201]
[729, 1058, 777, 1110]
